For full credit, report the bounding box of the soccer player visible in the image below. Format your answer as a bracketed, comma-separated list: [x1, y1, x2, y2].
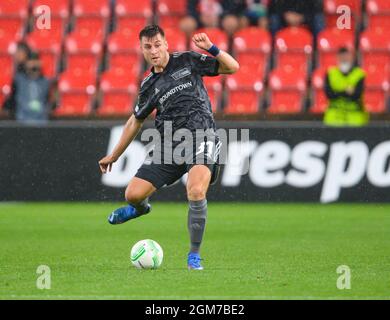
[98, 25, 239, 270]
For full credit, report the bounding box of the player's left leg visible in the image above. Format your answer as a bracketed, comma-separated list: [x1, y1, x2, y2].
[108, 177, 156, 225]
[186, 164, 212, 270]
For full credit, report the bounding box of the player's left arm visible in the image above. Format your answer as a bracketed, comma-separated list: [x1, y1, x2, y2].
[192, 33, 239, 75]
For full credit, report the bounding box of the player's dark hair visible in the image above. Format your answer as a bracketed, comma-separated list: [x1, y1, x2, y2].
[337, 47, 350, 55]
[139, 25, 165, 41]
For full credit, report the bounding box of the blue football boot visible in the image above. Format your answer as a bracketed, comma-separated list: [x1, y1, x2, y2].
[187, 252, 204, 270]
[108, 204, 151, 225]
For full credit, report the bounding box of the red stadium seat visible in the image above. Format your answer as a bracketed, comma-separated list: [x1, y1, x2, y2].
[117, 17, 150, 33]
[0, 18, 24, 53]
[364, 90, 388, 113]
[32, 0, 70, 19]
[235, 52, 268, 81]
[26, 20, 64, 54]
[203, 76, 223, 112]
[224, 91, 261, 114]
[66, 54, 100, 76]
[275, 27, 313, 70]
[310, 68, 329, 113]
[39, 52, 59, 78]
[324, 0, 362, 14]
[74, 16, 108, 37]
[268, 66, 307, 114]
[157, 0, 187, 16]
[0, 17, 25, 38]
[0, 57, 12, 107]
[100, 66, 138, 92]
[55, 94, 94, 116]
[366, 0, 390, 29]
[0, 0, 29, 18]
[190, 28, 228, 53]
[55, 70, 96, 116]
[65, 29, 103, 54]
[0, 54, 13, 76]
[115, 0, 153, 18]
[233, 27, 272, 54]
[73, 0, 110, 17]
[159, 15, 183, 30]
[109, 53, 142, 74]
[324, 0, 361, 30]
[109, 54, 141, 72]
[107, 28, 140, 53]
[360, 28, 390, 73]
[225, 65, 263, 114]
[98, 92, 136, 116]
[164, 28, 187, 52]
[318, 28, 355, 67]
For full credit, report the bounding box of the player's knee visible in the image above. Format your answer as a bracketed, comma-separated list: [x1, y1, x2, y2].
[125, 189, 145, 205]
[187, 185, 206, 201]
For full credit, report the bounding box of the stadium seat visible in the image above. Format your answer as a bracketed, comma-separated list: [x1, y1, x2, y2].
[65, 28, 103, 55]
[225, 65, 263, 114]
[74, 16, 108, 37]
[366, 0, 390, 29]
[235, 52, 268, 81]
[55, 93, 94, 116]
[100, 66, 138, 93]
[0, 17, 25, 38]
[364, 90, 388, 113]
[32, 0, 70, 19]
[98, 92, 136, 116]
[233, 27, 272, 54]
[55, 70, 96, 116]
[274, 27, 313, 70]
[203, 76, 223, 112]
[115, 0, 153, 18]
[163, 28, 187, 52]
[98, 66, 138, 116]
[107, 28, 140, 53]
[108, 53, 142, 75]
[38, 52, 59, 78]
[318, 28, 355, 67]
[190, 28, 228, 53]
[364, 64, 389, 113]
[360, 28, 390, 73]
[26, 20, 64, 54]
[73, 0, 111, 17]
[157, 0, 187, 16]
[66, 54, 100, 76]
[268, 66, 307, 114]
[0, 54, 13, 76]
[0, 57, 12, 107]
[159, 15, 183, 30]
[310, 68, 329, 113]
[116, 17, 150, 33]
[0, 0, 29, 18]
[324, 0, 361, 30]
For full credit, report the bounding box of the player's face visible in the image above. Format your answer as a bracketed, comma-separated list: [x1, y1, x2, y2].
[140, 34, 169, 68]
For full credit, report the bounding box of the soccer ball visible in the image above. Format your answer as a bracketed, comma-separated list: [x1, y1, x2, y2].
[130, 239, 163, 269]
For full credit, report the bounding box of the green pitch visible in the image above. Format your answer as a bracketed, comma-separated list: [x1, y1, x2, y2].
[0, 202, 389, 300]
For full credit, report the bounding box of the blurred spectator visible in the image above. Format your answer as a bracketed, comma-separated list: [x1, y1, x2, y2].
[269, 0, 324, 37]
[14, 41, 32, 74]
[180, 0, 251, 36]
[241, 0, 269, 29]
[3, 52, 55, 123]
[323, 47, 368, 127]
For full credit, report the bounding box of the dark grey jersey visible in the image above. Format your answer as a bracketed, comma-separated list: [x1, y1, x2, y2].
[134, 51, 220, 135]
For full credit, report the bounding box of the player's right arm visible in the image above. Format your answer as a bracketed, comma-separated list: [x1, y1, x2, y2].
[99, 75, 155, 174]
[98, 115, 144, 173]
